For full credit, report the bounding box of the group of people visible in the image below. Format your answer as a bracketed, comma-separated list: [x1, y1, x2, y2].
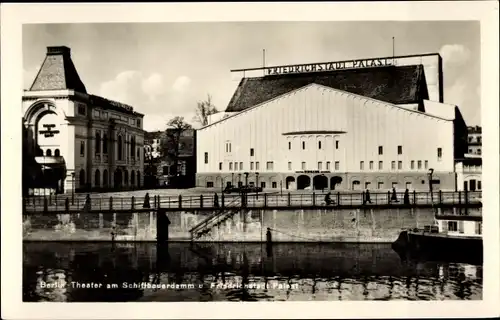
[324, 187, 412, 206]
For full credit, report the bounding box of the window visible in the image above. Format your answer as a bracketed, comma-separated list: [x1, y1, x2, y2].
[335, 161, 339, 170]
[478, 181, 482, 190]
[137, 148, 140, 160]
[475, 222, 482, 235]
[318, 141, 322, 149]
[288, 162, 292, 170]
[424, 160, 428, 169]
[301, 162, 306, 170]
[326, 161, 331, 170]
[94, 133, 101, 154]
[117, 135, 123, 160]
[256, 162, 260, 170]
[137, 119, 141, 127]
[302, 141, 305, 150]
[377, 181, 384, 189]
[391, 161, 396, 170]
[468, 137, 473, 143]
[250, 162, 254, 170]
[80, 141, 85, 156]
[235, 162, 238, 170]
[206, 181, 214, 188]
[219, 162, 222, 170]
[250, 148, 254, 156]
[318, 162, 322, 170]
[378, 146, 383, 155]
[77, 104, 86, 115]
[469, 148, 473, 153]
[46, 149, 52, 156]
[378, 161, 383, 170]
[360, 161, 364, 170]
[418, 160, 422, 169]
[398, 146, 402, 155]
[398, 161, 402, 170]
[204, 152, 208, 164]
[447, 221, 458, 232]
[365, 182, 371, 189]
[130, 136, 135, 158]
[261, 182, 266, 189]
[478, 149, 482, 155]
[477, 137, 482, 144]
[272, 182, 277, 188]
[240, 162, 243, 170]
[54, 149, 60, 157]
[266, 161, 273, 171]
[411, 160, 415, 169]
[437, 148, 442, 161]
[335, 140, 339, 149]
[392, 182, 398, 189]
[229, 162, 233, 170]
[288, 142, 291, 150]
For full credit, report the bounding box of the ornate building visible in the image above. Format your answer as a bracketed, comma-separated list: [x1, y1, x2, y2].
[22, 46, 145, 194]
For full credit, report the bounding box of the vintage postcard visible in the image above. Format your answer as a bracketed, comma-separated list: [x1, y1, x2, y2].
[1, 2, 499, 319]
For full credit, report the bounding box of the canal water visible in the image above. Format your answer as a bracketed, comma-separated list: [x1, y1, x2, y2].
[23, 242, 482, 302]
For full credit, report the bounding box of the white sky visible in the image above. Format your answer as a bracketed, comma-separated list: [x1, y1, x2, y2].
[23, 21, 481, 131]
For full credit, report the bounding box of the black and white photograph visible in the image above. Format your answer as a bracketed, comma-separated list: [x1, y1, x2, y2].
[2, 2, 499, 319]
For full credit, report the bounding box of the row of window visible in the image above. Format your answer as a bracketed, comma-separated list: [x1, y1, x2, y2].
[361, 160, 430, 171]
[445, 221, 482, 235]
[78, 104, 141, 128]
[80, 138, 141, 160]
[78, 168, 141, 188]
[218, 145, 444, 161]
[39, 149, 61, 157]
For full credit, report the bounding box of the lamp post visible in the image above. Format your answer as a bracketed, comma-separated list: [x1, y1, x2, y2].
[238, 173, 242, 187]
[428, 168, 434, 205]
[231, 173, 234, 187]
[71, 172, 75, 205]
[256, 172, 260, 200]
[244, 172, 249, 187]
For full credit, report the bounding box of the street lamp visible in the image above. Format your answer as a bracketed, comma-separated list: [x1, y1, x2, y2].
[428, 168, 434, 205]
[244, 172, 249, 186]
[238, 173, 242, 187]
[231, 173, 234, 187]
[71, 172, 75, 205]
[256, 172, 260, 200]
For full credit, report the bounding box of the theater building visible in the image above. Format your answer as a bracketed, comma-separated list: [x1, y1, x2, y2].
[196, 53, 469, 191]
[22, 46, 145, 194]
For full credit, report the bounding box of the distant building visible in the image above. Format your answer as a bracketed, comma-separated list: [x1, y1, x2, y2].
[455, 158, 482, 191]
[466, 126, 482, 156]
[144, 131, 165, 161]
[22, 46, 145, 194]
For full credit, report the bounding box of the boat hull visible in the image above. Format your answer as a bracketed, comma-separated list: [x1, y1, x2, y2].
[392, 230, 483, 265]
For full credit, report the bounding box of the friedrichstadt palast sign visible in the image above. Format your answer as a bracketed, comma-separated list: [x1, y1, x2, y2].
[265, 58, 394, 76]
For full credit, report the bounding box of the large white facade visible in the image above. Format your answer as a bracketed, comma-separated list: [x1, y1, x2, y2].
[196, 84, 457, 191]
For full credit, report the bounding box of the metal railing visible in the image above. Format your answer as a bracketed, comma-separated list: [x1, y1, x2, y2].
[23, 190, 482, 213]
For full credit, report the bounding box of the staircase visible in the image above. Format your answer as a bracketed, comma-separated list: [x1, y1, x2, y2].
[189, 197, 242, 241]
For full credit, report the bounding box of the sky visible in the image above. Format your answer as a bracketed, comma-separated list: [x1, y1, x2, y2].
[23, 21, 481, 131]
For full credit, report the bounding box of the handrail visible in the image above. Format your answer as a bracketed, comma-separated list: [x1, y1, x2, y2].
[189, 197, 241, 234]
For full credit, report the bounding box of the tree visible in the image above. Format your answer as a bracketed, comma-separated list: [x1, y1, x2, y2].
[193, 94, 218, 126]
[162, 117, 193, 180]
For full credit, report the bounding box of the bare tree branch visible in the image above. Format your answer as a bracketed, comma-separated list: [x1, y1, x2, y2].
[193, 94, 218, 126]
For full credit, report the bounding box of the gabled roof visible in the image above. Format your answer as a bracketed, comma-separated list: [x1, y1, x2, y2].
[30, 46, 87, 93]
[226, 65, 428, 112]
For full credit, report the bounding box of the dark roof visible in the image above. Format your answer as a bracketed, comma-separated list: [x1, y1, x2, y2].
[226, 65, 428, 112]
[30, 46, 87, 93]
[89, 94, 144, 117]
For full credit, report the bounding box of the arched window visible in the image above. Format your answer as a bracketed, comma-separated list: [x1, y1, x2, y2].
[131, 170, 135, 185]
[137, 171, 141, 187]
[54, 149, 60, 156]
[103, 133, 108, 154]
[137, 147, 140, 160]
[131, 136, 136, 158]
[95, 169, 101, 187]
[96, 132, 101, 154]
[103, 169, 108, 187]
[118, 135, 123, 160]
[46, 149, 52, 156]
[79, 169, 86, 187]
[124, 170, 129, 185]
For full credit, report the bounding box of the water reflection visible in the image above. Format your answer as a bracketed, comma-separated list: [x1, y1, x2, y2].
[23, 242, 482, 302]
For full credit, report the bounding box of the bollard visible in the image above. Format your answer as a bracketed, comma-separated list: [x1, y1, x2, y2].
[158, 195, 161, 208]
[413, 190, 416, 205]
[312, 192, 316, 207]
[387, 191, 391, 204]
[200, 194, 204, 208]
[458, 191, 462, 205]
[65, 198, 69, 213]
[43, 197, 48, 213]
[178, 195, 182, 209]
[337, 192, 340, 206]
[49, 193, 52, 205]
[221, 193, 225, 208]
[109, 196, 113, 211]
[438, 190, 442, 205]
[131, 196, 135, 210]
[287, 192, 291, 206]
[264, 193, 267, 207]
[154, 195, 157, 208]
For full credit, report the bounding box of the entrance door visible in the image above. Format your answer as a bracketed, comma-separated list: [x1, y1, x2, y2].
[463, 181, 468, 191]
[469, 179, 477, 191]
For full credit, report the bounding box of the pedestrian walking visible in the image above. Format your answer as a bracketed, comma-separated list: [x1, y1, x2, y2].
[365, 189, 372, 204]
[213, 192, 219, 208]
[143, 193, 151, 209]
[391, 187, 399, 203]
[403, 189, 410, 205]
[324, 192, 334, 205]
[83, 194, 91, 212]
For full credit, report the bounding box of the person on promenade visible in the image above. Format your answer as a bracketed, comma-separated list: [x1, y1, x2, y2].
[214, 192, 219, 208]
[143, 193, 151, 209]
[390, 187, 399, 203]
[403, 189, 410, 205]
[364, 189, 372, 204]
[325, 192, 334, 205]
[82, 194, 91, 212]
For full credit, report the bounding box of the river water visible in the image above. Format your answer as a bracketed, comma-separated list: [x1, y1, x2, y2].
[23, 242, 482, 302]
